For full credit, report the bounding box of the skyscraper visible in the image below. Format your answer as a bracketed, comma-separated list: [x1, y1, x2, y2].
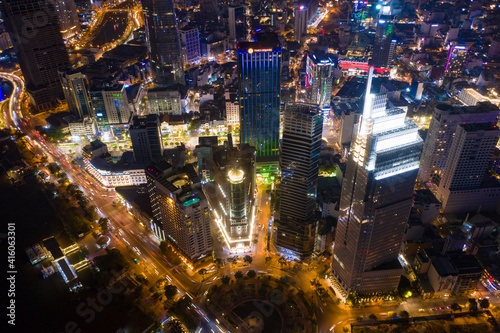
[130, 114, 164, 162]
[59, 69, 93, 119]
[371, 15, 396, 68]
[294, 3, 308, 41]
[179, 26, 201, 65]
[306, 52, 336, 112]
[238, 32, 282, 169]
[91, 84, 132, 132]
[445, 44, 468, 78]
[146, 162, 212, 265]
[436, 123, 500, 213]
[331, 67, 423, 294]
[142, 0, 184, 86]
[209, 143, 256, 251]
[418, 103, 500, 184]
[2, 0, 69, 112]
[228, 5, 245, 42]
[274, 103, 323, 260]
[55, 0, 79, 39]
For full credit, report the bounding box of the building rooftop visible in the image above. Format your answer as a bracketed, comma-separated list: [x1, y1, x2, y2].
[308, 52, 337, 65]
[238, 32, 281, 53]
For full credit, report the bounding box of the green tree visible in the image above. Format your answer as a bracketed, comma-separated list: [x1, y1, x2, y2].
[99, 217, 109, 232]
[342, 327, 349, 333]
[164, 284, 178, 301]
[480, 298, 490, 309]
[198, 268, 207, 282]
[369, 314, 377, 321]
[265, 256, 272, 265]
[278, 256, 286, 268]
[234, 271, 243, 279]
[166, 318, 184, 333]
[399, 310, 409, 319]
[247, 270, 256, 278]
[221, 275, 231, 284]
[244, 255, 253, 264]
[451, 302, 462, 312]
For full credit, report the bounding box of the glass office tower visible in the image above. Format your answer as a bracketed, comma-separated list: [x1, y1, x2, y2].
[237, 32, 282, 168]
[331, 67, 423, 294]
[142, 0, 184, 86]
[275, 103, 323, 260]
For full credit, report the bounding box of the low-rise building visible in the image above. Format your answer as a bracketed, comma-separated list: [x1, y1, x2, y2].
[68, 117, 98, 138]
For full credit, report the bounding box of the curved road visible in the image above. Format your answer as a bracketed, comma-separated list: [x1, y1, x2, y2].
[0, 72, 24, 129]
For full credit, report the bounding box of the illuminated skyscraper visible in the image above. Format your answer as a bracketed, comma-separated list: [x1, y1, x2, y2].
[59, 69, 92, 119]
[209, 143, 256, 251]
[331, 67, 423, 294]
[142, 0, 184, 86]
[2, 0, 69, 112]
[146, 162, 212, 265]
[180, 25, 201, 65]
[371, 15, 396, 68]
[294, 3, 308, 41]
[445, 44, 468, 78]
[238, 32, 282, 168]
[418, 103, 500, 184]
[306, 52, 336, 112]
[274, 103, 323, 260]
[55, 0, 79, 39]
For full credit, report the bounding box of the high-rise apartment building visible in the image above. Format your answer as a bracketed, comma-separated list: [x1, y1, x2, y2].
[142, 0, 184, 86]
[91, 84, 131, 132]
[146, 162, 212, 265]
[294, 3, 308, 41]
[238, 32, 282, 168]
[180, 26, 201, 65]
[130, 115, 164, 162]
[371, 15, 396, 68]
[59, 69, 93, 119]
[436, 123, 500, 213]
[274, 103, 323, 260]
[331, 67, 423, 294]
[2, 0, 69, 112]
[306, 52, 336, 112]
[445, 45, 468, 78]
[418, 103, 500, 184]
[55, 0, 79, 39]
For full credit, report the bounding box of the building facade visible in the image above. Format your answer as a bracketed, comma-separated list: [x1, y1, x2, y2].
[306, 52, 336, 112]
[91, 84, 132, 132]
[238, 32, 282, 167]
[436, 123, 500, 213]
[146, 162, 212, 265]
[130, 115, 164, 162]
[445, 45, 468, 78]
[418, 102, 500, 184]
[274, 103, 323, 260]
[2, 0, 70, 112]
[141, 0, 184, 86]
[331, 67, 423, 294]
[55, 0, 79, 39]
[59, 69, 93, 119]
[180, 26, 201, 65]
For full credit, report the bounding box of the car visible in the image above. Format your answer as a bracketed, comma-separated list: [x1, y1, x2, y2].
[133, 258, 139, 264]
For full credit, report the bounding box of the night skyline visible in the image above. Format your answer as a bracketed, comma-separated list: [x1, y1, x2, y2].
[1, 0, 500, 332]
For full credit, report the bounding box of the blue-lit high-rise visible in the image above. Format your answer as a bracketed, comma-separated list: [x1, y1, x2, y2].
[238, 32, 282, 169]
